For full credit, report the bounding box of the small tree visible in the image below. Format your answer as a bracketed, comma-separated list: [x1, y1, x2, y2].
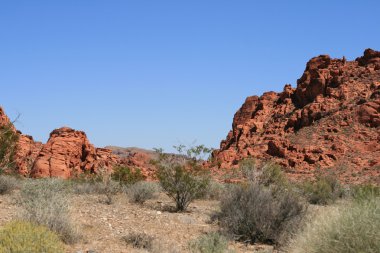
[153, 145, 211, 212]
[0, 123, 19, 173]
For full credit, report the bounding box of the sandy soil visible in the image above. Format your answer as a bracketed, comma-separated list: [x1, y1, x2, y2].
[0, 191, 274, 253]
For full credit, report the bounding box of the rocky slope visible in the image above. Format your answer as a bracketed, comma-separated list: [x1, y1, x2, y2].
[213, 49, 380, 184]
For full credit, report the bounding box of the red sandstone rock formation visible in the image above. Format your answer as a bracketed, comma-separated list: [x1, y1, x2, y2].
[0, 107, 43, 175]
[16, 135, 43, 176]
[105, 146, 158, 179]
[213, 49, 380, 184]
[0, 108, 118, 178]
[31, 127, 118, 179]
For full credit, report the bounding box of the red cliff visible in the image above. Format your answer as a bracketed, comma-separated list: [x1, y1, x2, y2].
[213, 49, 380, 184]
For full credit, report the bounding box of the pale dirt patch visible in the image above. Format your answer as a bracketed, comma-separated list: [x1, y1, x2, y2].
[0, 192, 274, 253]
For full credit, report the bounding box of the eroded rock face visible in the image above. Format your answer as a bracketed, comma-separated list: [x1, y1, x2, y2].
[16, 135, 43, 176]
[0, 107, 43, 175]
[213, 49, 380, 184]
[0, 108, 136, 179]
[31, 127, 118, 179]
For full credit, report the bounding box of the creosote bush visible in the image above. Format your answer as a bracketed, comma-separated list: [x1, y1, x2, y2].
[0, 220, 64, 253]
[153, 145, 211, 212]
[111, 166, 145, 185]
[19, 179, 79, 244]
[289, 195, 380, 253]
[189, 232, 230, 253]
[126, 181, 158, 204]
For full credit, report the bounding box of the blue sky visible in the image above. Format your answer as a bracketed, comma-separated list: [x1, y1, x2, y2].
[1, 1, 379, 152]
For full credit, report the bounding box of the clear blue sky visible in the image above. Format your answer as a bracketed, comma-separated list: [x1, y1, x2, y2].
[1, 1, 379, 152]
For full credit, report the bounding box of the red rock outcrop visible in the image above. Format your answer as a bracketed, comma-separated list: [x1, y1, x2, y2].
[1, 107, 118, 178]
[213, 49, 380, 184]
[0, 107, 43, 175]
[31, 127, 118, 179]
[105, 146, 159, 179]
[0, 107, 12, 127]
[15, 135, 43, 176]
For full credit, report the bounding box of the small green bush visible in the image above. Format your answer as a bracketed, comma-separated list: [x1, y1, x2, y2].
[217, 182, 305, 245]
[111, 166, 145, 185]
[122, 232, 154, 250]
[289, 196, 380, 253]
[259, 163, 288, 187]
[301, 174, 343, 205]
[126, 181, 157, 204]
[189, 232, 230, 253]
[0, 220, 64, 253]
[0, 123, 19, 172]
[158, 165, 209, 211]
[0, 175, 18, 195]
[19, 179, 79, 244]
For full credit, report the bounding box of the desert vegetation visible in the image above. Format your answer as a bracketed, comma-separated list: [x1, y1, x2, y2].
[0, 221, 64, 253]
[19, 179, 79, 244]
[289, 191, 380, 253]
[216, 160, 306, 247]
[153, 145, 212, 212]
[0, 123, 18, 174]
[188, 232, 230, 253]
[0, 127, 379, 252]
[0, 160, 378, 252]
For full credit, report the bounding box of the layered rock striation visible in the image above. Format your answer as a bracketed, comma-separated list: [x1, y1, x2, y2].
[213, 49, 380, 184]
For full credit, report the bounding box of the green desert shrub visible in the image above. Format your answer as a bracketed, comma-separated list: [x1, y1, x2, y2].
[111, 166, 145, 185]
[301, 174, 343, 205]
[126, 181, 158, 204]
[0, 123, 19, 172]
[0, 175, 18, 195]
[122, 232, 154, 250]
[189, 232, 230, 253]
[0, 220, 64, 253]
[259, 163, 288, 187]
[217, 182, 305, 246]
[158, 164, 209, 211]
[289, 196, 380, 253]
[19, 179, 79, 244]
[154, 145, 211, 212]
